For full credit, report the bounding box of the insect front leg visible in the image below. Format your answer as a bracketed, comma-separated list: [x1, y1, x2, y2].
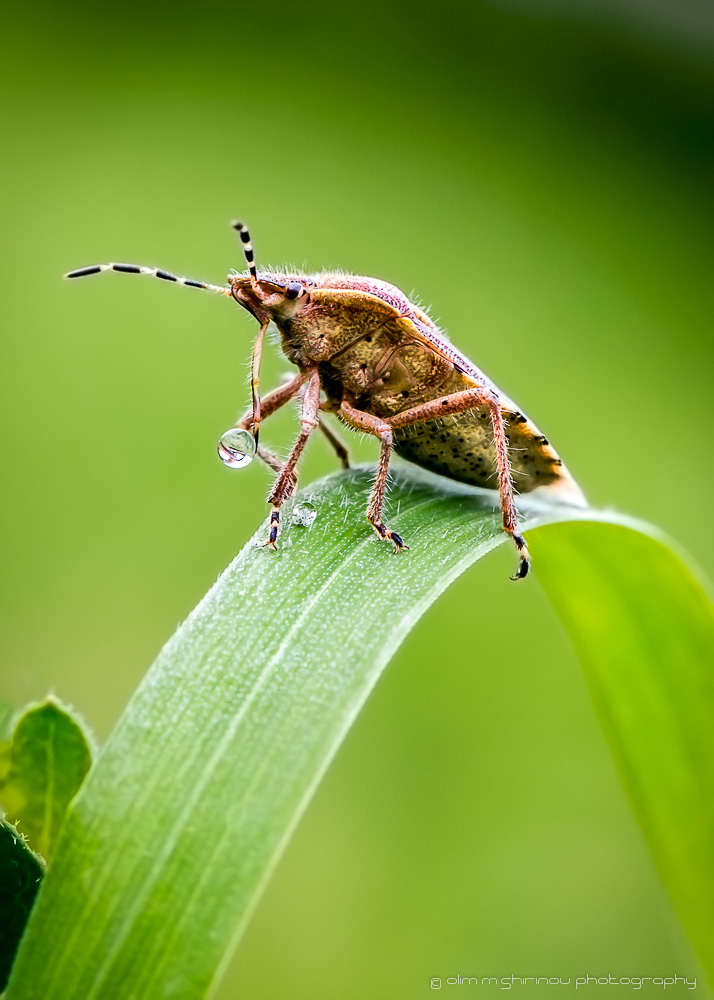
[339, 401, 408, 553]
[387, 388, 530, 579]
[249, 321, 269, 444]
[263, 369, 321, 549]
[235, 373, 306, 474]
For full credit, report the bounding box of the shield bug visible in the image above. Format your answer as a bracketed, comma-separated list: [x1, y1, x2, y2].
[66, 221, 585, 578]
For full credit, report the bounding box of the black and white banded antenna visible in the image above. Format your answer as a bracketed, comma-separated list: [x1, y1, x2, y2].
[231, 221, 260, 291]
[64, 262, 232, 297]
[231, 221, 269, 441]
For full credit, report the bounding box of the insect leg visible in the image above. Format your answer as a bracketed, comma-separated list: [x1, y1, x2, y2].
[487, 398, 530, 580]
[318, 420, 351, 469]
[234, 374, 306, 473]
[250, 321, 269, 445]
[264, 369, 321, 549]
[339, 401, 408, 552]
[386, 388, 529, 579]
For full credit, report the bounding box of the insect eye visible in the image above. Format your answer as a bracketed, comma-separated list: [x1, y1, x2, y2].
[285, 281, 303, 300]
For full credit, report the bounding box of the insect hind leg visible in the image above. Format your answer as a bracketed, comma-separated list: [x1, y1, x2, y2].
[368, 436, 408, 553]
[385, 386, 530, 579]
[487, 397, 530, 579]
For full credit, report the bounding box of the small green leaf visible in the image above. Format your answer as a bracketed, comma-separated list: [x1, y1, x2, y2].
[0, 819, 44, 992]
[0, 699, 94, 861]
[5, 468, 713, 998]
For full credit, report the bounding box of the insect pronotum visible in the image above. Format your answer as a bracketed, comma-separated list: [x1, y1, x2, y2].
[66, 222, 585, 579]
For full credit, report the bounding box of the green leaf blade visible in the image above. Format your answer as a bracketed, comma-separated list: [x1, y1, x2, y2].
[5, 468, 713, 998]
[533, 521, 714, 977]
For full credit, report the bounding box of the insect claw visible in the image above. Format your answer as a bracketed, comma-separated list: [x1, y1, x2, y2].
[368, 519, 408, 552]
[262, 508, 281, 550]
[510, 534, 530, 580]
[510, 559, 529, 581]
[390, 531, 409, 553]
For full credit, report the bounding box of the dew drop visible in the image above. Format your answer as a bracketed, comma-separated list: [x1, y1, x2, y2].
[217, 428, 256, 469]
[291, 501, 318, 528]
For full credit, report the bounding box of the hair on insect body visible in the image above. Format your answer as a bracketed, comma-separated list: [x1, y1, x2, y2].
[66, 221, 586, 579]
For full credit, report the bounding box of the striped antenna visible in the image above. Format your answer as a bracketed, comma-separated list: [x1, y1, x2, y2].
[64, 263, 231, 297]
[232, 222, 266, 435]
[231, 221, 259, 291]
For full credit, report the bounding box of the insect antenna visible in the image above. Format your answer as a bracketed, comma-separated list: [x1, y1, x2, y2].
[64, 263, 231, 296]
[231, 221, 260, 292]
[231, 221, 268, 442]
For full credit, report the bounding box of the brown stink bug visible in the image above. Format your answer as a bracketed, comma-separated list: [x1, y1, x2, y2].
[66, 221, 585, 578]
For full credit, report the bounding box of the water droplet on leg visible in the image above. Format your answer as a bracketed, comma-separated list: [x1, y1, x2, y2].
[217, 428, 256, 469]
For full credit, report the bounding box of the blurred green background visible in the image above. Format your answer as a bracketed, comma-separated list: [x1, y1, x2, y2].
[2, 0, 713, 996]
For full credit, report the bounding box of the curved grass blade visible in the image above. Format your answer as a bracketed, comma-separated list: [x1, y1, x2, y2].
[534, 522, 714, 982]
[5, 467, 713, 998]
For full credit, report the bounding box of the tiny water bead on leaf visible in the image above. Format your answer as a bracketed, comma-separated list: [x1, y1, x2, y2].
[217, 429, 256, 470]
[291, 501, 318, 528]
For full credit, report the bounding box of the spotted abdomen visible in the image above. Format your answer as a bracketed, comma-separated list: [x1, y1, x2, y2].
[392, 403, 583, 503]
